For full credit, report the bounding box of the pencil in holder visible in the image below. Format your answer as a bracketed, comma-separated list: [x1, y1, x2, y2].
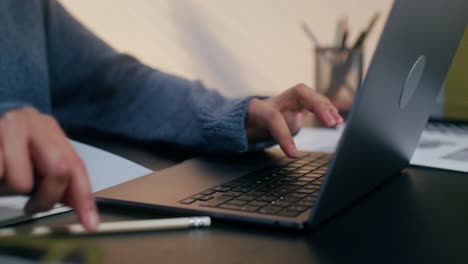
[315, 47, 363, 116]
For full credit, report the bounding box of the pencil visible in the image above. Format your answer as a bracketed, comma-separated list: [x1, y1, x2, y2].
[340, 26, 349, 49]
[352, 12, 380, 49]
[336, 16, 348, 48]
[0, 216, 211, 237]
[300, 20, 321, 47]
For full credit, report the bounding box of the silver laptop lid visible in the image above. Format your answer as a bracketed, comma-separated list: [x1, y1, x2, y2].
[310, 0, 467, 226]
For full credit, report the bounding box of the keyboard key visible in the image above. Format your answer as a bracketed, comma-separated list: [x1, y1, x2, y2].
[301, 166, 319, 171]
[245, 191, 266, 197]
[220, 204, 243, 210]
[221, 203, 261, 212]
[271, 172, 284, 177]
[289, 193, 308, 199]
[257, 196, 278, 203]
[291, 160, 309, 165]
[272, 181, 286, 187]
[304, 196, 318, 202]
[289, 205, 309, 212]
[273, 200, 292, 207]
[304, 173, 322, 178]
[214, 186, 231, 192]
[278, 209, 302, 217]
[249, 200, 269, 207]
[191, 194, 206, 200]
[290, 180, 309, 186]
[237, 195, 257, 201]
[249, 184, 263, 189]
[281, 196, 301, 202]
[180, 198, 196, 204]
[276, 159, 292, 166]
[259, 205, 283, 215]
[267, 192, 284, 197]
[199, 195, 214, 201]
[277, 188, 291, 194]
[202, 190, 216, 196]
[220, 181, 243, 188]
[297, 176, 316, 182]
[257, 187, 278, 193]
[224, 191, 243, 197]
[200, 195, 233, 207]
[305, 183, 321, 189]
[252, 179, 267, 185]
[264, 182, 280, 188]
[240, 205, 260, 212]
[308, 162, 323, 167]
[226, 199, 248, 206]
[283, 184, 301, 190]
[296, 188, 318, 194]
[231, 187, 252, 193]
[276, 177, 294, 183]
[287, 173, 304, 178]
[296, 200, 315, 207]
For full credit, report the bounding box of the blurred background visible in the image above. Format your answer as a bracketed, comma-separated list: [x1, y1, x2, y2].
[60, 0, 392, 97]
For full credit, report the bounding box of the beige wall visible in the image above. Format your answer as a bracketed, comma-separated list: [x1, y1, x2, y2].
[60, 0, 393, 97]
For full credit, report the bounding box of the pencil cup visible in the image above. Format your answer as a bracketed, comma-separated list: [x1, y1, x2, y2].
[315, 47, 363, 116]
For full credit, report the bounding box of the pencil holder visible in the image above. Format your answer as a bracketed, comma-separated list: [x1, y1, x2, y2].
[315, 47, 363, 116]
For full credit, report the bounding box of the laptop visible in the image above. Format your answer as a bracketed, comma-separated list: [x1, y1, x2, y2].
[96, 0, 467, 230]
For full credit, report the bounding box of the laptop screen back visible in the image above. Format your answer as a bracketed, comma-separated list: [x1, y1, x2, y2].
[308, 0, 467, 227]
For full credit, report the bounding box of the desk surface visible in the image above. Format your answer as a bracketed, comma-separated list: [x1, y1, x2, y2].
[3, 134, 468, 263]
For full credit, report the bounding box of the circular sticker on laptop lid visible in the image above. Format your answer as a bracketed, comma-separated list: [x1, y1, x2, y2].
[400, 55, 426, 109]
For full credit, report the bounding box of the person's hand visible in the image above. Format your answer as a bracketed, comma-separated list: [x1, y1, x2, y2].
[245, 83, 343, 158]
[0, 107, 99, 231]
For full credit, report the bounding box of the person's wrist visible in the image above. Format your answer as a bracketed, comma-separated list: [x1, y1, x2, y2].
[245, 98, 272, 144]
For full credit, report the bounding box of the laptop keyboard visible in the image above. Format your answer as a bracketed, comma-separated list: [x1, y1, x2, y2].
[179, 152, 331, 218]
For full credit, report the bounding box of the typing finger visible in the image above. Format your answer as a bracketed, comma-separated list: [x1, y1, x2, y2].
[265, 109, 299, 158]
[293, 85, 342, 126]
[327, 106, 344, 125]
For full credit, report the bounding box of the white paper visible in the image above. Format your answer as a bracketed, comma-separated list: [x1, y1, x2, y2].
[71, 140, 152, 192]
[411, 130, 468, 172]
[0, 139, 153, 227]
[292, 126, 344, 153]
